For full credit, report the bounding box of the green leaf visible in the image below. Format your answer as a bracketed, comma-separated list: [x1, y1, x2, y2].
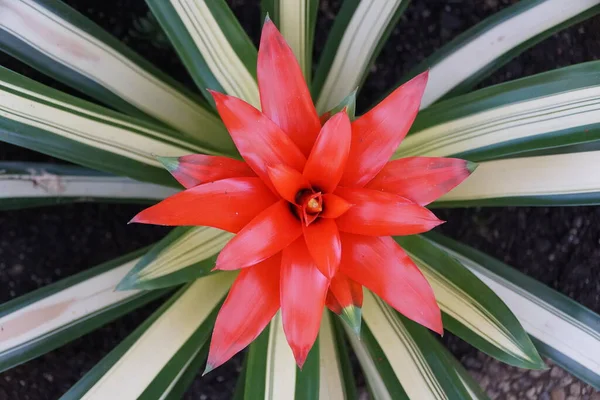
[0, 247, 170, 373]
[431, 150, 600, 207]
[320, 311, 357, 400]
[118, 226, 232, 291]
[0, 161, 176, 210]
[62, 273, 235, 399]
[262, 0, 319, 83]
[396, 0, 600, 108]
[396, 61, 600, 163]
[397, 235, 544, 369]
[0, 0, 231, 142]
[359, 290, 488, 399]
[243, 312, 319, 399]
[312, 0, 409, 113]
[426, 232, 600, 390]
[146, 0, 260, 107]
[0, 66, 230, 186]
[321, 89, 357, 123]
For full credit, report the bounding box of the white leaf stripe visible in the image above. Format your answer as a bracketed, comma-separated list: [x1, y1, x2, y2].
[0, 258, 143, 360]
[419, 0, 600, 109]
[0, 74, 210, 168]
[429, 236, 600, 385]
[0, 170, 176, 201]
[437, 150, 600, 203]
[169, 0, 260, 107]
[81, 273, 235, 399]
[363, 291, 446, 400]
[397, 84, 600, 159]
[0, 0, 228, 143]
[278, 0, 312, 80]
[315, 0, 405, 113]
[264, 313, 296, 400]
[410, 253, 529, 362]
[319, 312, 346, 400]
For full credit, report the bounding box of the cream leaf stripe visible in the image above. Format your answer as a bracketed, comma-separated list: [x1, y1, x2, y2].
[170, 0, 260, 107]
[278, 0, 310, 80]
[438, 150, 600, 202]
[397, 85, 600, 158]
[364, 291, 446, 400]
[134, 227, 232, 283]
[420, 0, 600, 108]
[319, 311, 346, 400]
[438, 245, 600, 376]
[81, 272, 235, 400]
[0, 259, 142, 357]
[0, 80, 206, 167]
[264, 312, 296, 400]
[0, 171, 176, 201]
[0, 0, 223, 137]
[315, 0, 404, 113]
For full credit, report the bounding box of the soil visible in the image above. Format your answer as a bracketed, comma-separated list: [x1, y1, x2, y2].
[0, 0, 599, 399]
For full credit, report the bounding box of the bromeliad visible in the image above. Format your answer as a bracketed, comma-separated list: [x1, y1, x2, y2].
[131, 19, 475, 372]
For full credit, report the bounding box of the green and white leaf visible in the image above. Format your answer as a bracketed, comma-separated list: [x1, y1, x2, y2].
[356, 290, 487, 399]
[319, 311, 351, 399]
[0, 248, 169, 373]
[118, 226, 232, 291]
[0, 66, 228, 186]
[0, 0, 229, 141]
[0, 162, 176, 210]
[313, 0, 409, 113]
[262, 0, 319, 82]
[401, 0, 600, 108]
[63, 272, 235, 400]
[396, 61, 600, 162]
[243, 312, 320, 399]
[434, 150, 600, 207]
[397, 235, 544, 369]
[147, 0, 260, 106]
[426, 233, 600, 389]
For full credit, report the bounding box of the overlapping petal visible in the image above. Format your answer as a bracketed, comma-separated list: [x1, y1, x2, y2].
[258, 19, 322, 156]
[268, 164, 312, 204]
[303, 111, 351, 193]
[335, 187, 443, 236]
[281, 238, 329, 368]
[205, 255, 281, 373]
[339, 233, 442, 334]
[303, 218, 341, 278]
[326, 272, 363, 334]
[215, 200, 302, 270]
[210, 90, 306, 192]
[320, 193, 353, 219]
[158, 154, 255, 189]
[367, 157, 476, 205]
[340, 71, 429, 187]
[130, 177, 277, 233]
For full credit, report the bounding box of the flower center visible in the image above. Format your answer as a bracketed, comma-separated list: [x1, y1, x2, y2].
[306, 198, 322, 213]
[295, 189, 323, 226]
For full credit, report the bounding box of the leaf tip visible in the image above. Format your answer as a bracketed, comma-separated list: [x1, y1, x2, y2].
[156, 156, 179, 172]
[340, 305, 362, 335]
[202, 363, 215, 376]
[466, 160, 479, 174]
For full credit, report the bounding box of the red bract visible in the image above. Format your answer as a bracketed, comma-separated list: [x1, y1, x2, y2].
[131, 19, 476, 372]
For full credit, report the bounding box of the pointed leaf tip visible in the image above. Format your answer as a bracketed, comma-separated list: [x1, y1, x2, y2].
[202, 363, 215, 376]
[264, 13, 271, 23]
[466, 160, 479, 173]
[340, 305, 362, 335]
[156, 156, 179, 172]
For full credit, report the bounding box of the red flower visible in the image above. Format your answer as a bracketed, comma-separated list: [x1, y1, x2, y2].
[131, 19, 475, 371]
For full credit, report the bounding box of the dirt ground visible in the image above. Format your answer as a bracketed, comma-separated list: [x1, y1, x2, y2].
[0, 0, 599, 398]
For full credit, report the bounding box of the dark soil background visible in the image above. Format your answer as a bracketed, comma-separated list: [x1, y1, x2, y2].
[0, 0, 599, 399]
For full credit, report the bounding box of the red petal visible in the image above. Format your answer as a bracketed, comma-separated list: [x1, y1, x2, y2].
[158, 154, 255, 189]
[339, 234, 442, 334]
[340, 71, 429, 187]
[210, 91, 306, 192]
[367, 157, 475, 205]
[281, 238, 329, 368]
[335, 187, 443, 236]
[326, 272, 363, 334]
[303, 111, 351, 193]
[258, 19, 321, 156]
[303, 218, 341, 279]
[130, 177, 277, 233]
[215, 200, 302, 270]
[267, 164, 312, 204]
[320, 193, 353, 219]
[206, 255, 280, 372]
